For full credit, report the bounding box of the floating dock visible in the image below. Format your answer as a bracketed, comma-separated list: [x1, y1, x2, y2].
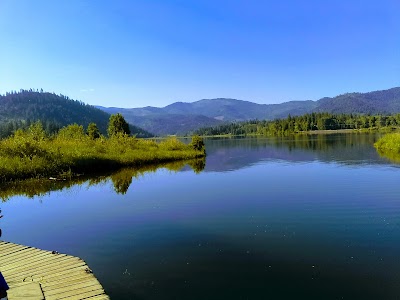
[0, 241, 109, 300]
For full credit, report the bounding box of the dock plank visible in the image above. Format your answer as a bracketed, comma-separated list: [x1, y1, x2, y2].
[0, 241, 109, 300]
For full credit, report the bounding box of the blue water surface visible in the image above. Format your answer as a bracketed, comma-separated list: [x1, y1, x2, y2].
[1, 134, 400, 299]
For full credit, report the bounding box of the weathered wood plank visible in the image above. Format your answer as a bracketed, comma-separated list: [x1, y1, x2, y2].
[84, 295, 111, 300]
[0, 250, 55, 266]
[0, 242, 29, 251]
[0, 241, 109, 299]
[45, 285, 104, 300]
[6, 282, 44, 300]
[42, 275, 97, 292]
[2, 256, 82, 277]
[45, 280, 101, 296]
[32, 267, 90, 285]
[59, 288, 107, 300]
[3, 254, 79, 273]
[0, 244, 30, 256]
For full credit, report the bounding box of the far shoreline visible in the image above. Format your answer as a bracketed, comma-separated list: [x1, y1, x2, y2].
[195, 128, 398, 138]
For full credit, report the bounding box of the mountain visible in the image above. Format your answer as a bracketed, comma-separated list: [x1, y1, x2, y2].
[97, 99, 318, 135]
[315, 87, 400, 114]
[0, 90, 152, 138]
[98, 87, 400, 136]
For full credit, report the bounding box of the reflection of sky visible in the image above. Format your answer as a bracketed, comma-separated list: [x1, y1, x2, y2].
[2, 135, 400, 299]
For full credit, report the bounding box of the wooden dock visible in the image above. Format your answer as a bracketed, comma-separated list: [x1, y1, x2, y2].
[0, 241, 110, 300]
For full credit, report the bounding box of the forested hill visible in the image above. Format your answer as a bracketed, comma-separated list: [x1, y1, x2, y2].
[315, 87, 400, 114]
[98, 87, 400, 136]
[0, 90, 152, 138]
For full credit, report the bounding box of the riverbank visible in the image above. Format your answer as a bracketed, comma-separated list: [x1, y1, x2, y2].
[374, 132, 400, 163]
[0, 124, 205, 183]
[198, 127, 398, 138]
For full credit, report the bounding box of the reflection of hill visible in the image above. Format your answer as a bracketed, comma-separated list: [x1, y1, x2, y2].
[204, 134, 390, 172]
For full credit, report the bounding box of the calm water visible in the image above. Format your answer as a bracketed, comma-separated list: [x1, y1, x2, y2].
[2, 133, 400, 299]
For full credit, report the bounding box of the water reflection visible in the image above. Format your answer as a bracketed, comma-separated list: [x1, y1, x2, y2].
[375, 147, 400, 164]
[0, 158, 206, 201]
[204, 133, 390, 172]
[1, 134, 393, 200]
[2, 134, 400, 300]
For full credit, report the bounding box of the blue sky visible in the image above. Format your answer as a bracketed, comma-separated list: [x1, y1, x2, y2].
[0, 0, 399, 108]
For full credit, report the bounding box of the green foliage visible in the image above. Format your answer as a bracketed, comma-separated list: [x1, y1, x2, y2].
[27, 121, 47, 141]
[87, 122, 101, 139]
[0, 122, 49, 160]
[57, 124, 86, 140]
[159, 137, 187, 151]
[190, 135, 205, 152]
[0, 123, 206, 183]
[374, 133, 400, 163]
[375, 132, 400, 151]
[107, 113, 131, 137]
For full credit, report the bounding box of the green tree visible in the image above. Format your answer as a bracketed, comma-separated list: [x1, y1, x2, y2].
[57, 124, 86, 140]
[28, 121, 46, 141]
[107, 113, 131, 137]
[87, 122, 101, 139]
[190, 135, 205, 152]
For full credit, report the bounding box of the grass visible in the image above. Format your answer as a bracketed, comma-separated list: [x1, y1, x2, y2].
[374, 132, 400, 163]
[0, 123, 205, 183]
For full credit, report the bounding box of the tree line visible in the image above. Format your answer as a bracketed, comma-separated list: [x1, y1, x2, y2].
[194, 113, 400, 136]
[0, 90, 153, 139]
[0, 113, 131, 140]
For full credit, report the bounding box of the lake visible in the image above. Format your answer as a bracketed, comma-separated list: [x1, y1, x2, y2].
[1, 133, 400, 299]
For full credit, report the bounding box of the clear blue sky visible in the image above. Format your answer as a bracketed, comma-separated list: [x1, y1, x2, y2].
[0, 0, 399, 108]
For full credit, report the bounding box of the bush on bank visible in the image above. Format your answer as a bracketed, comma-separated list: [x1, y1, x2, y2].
[0, 122, 205, 183]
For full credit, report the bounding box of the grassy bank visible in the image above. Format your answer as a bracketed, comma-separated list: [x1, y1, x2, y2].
[0, 123, 205, 183]
[374, 132, 400, 163]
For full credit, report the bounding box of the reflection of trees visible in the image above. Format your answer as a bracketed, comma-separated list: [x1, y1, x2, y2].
[110, 158, 206, 194]
[0, 178, 87, 202]
[188, 158, 206, 174]
[204, 133, 386, 173]
[0, 158, 207, 200]
[376, 148, 400, 164]
[110, 169, 133, 195]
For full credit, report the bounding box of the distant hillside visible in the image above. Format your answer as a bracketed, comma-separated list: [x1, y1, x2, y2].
[98, 87, 400, 136]
[96, 106, 222, 136]
[0, 90, 152, 138]
[315, 87, 400, 114]
[97, 99, 317, 135]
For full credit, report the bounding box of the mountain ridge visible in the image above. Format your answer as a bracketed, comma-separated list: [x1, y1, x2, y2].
[97, 87, 400, 135]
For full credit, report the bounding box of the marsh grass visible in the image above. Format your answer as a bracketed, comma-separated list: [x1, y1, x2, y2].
[374, 132, 400, 163]
[0, 123, 205, 183]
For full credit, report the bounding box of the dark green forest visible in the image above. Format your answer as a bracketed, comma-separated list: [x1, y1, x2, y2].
[0, 89, 152, 138]
[194, 113, 400, 136]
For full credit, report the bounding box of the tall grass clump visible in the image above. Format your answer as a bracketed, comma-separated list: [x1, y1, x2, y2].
[0, 122, 206, 183]
[374, 132, 400, 163]
[374, 133, 400, 153]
